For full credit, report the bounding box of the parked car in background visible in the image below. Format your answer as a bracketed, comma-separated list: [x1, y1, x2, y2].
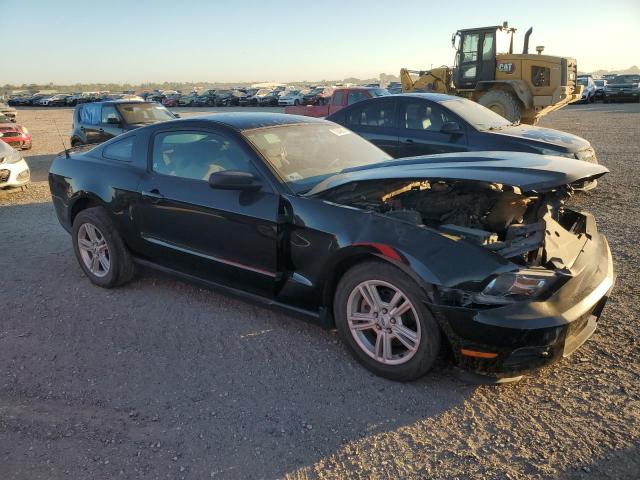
[603, 74, 640, 103]
[593, 79, 607, 101]
[0, 139, 30, 189]
[0, 113, 32, 149]
[178, 94, 199, 107]
[162, 95, 180, 107]
[278, 90, 304, 106]
[285, 87, 389, 117]
[71, 100, 176, 146]
[256, 89, 280, 106]
[0, 102, 17, 122]
[48, 112, 613, 381]
[327, 93, 600, 188]
[577, 76, 596, 103]
[39, 95, 71, 106]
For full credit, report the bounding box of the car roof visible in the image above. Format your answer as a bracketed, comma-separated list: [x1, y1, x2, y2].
[180, 112, 328, 131]
[90, 99, 147, 105]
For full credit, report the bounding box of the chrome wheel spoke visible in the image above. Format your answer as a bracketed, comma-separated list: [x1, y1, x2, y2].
[389, 299, 411, 318]
[85, 224, 99, 242]
[348, 313, 377, 331]
[98, 253, 110, 272]
[90, 254, 100, 273]
[78, 238, 92, 251]
[393, 324, 418, 351]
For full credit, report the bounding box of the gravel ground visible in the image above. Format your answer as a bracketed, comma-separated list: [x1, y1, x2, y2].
[0, 104, 638, 480]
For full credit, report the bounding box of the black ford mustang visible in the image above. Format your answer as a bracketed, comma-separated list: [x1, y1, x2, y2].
[48, 113, 614, 381]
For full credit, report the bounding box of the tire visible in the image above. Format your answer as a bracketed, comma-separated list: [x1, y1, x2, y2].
[72, 207, 135, 288]
[334, 260, 441, 381]
[477, 89, 522, 123]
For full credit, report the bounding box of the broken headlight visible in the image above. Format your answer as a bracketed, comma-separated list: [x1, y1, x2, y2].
[474, 269, 558, 305]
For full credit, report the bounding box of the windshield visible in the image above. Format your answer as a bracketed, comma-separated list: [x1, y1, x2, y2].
[441, 97, 512, 130]
[594, 80, 605, 87]
[116, 103, 174, 124]
[243, 124, 392, 193]
[256, 89, 271, 95]
[0, 113, 10, 122]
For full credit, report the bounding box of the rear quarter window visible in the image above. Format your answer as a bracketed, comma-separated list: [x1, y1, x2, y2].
[102, 136, 135, 162]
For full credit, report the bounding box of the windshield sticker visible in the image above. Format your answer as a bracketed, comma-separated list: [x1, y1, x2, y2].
[286, 172, 303, 181]
[263, 133, 281, 144]
[329, 127, 351, 137]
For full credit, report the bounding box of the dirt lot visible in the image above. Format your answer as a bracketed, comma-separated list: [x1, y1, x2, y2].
[1, 104, 639, 480]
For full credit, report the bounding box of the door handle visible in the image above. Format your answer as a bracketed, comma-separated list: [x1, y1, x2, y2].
[98, 128, 104, 132]
[142, 189, 164, 203]
[403, 138, 414, 144]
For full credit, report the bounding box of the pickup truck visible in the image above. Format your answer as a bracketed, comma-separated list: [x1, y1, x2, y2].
[284, 87, 389, 117]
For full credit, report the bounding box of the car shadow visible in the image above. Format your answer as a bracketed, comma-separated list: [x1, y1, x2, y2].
[0, 199, 480, 480]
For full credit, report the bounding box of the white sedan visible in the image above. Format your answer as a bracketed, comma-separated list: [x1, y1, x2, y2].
[0, 139, 30, 188]
[278, 90, 305, 106]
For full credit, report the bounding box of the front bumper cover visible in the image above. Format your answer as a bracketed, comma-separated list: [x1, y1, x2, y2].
[431, 216, 614, 376]
[0, 158, 30, 188]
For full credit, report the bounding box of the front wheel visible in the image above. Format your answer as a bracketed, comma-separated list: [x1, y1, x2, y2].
[334, 261, 441, 381]
[72, 207, 135, 288]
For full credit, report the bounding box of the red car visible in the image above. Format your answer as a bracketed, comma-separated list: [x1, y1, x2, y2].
[0, 113, 32, 149]
[162, 96, 180, 107]
[284, 87, 389, 117]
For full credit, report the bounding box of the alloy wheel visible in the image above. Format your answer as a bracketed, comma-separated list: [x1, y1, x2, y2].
[346, 280, 421, 365]
[77, 223, 110, 278]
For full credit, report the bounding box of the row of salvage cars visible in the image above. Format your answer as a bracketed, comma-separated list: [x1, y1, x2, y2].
[46, 93, 614, 383]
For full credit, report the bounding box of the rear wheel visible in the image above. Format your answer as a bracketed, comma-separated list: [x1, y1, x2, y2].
[478, 89, 522, 123]
[334, 261, 441, 381]
[72, 207, 135, 288]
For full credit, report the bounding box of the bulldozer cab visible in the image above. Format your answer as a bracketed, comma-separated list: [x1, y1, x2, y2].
[453, 24, 515, 89]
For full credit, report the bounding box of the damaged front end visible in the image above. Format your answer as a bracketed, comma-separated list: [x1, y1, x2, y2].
[313, 166, 614, 375]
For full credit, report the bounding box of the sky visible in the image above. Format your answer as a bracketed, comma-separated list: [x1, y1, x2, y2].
[3, 0, 639, 85]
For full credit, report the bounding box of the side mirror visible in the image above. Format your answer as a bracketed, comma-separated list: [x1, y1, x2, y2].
[106, 117, 121, 125]
[208, 170, 262, 191]
[441, 121, 463, 134]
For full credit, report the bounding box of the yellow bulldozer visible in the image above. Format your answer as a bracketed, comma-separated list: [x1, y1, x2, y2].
[400, 22, 583, 124]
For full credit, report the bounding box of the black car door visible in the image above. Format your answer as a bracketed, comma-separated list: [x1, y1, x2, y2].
[133, 127, 280, 297]
[338, 98, 400, 157]
[397, 98, 468, 157]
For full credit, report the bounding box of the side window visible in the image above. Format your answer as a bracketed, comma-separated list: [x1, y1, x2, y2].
[461, 33, 479, 64]
[101, 105, 120, 124]
[402, 102, 450, 131]
[332, 91, 344, 106]
[346, 101, 395, 127]
[79, 103, 100, 125]
[152, 130, 256, 181]
[347, 91, 368, 105]
[481, 35, 494, 60]
[103, 136, 134, 162]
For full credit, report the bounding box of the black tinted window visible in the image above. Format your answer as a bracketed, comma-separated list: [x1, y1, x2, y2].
[402, 101, 450, 131]
[346, 101, 395, 127]
[152, 131, 255, 181]
[103, 136, 134, 162]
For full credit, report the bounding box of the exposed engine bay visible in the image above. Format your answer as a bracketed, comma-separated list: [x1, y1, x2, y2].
[319, 179, 586, 269]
